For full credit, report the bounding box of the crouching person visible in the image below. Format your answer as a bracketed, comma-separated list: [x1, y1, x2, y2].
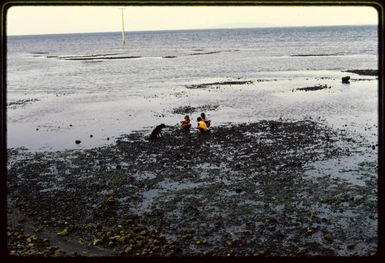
[197, 117, 210, 143]
[181, 115, 191, 131]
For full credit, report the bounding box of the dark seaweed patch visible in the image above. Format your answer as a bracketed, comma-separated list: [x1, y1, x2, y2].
[291, 53, 346, 57]
[189, 51, 221, 56]
[7, 99, 40, 108]
[7, 119, 376, 256]
[185, 80, 253, 89]
[295, 84, 331, 92]
[189, 49, 238, 56]
[343, 70, 378, 76]
[60, 56, 142, 61]
[172, 105, 220, 114]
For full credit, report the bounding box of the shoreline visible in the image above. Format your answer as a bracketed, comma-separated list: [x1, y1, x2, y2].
[7, 68, 378, 152]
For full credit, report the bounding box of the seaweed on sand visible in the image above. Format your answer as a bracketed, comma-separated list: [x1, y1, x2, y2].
[7, 119, 377, 256]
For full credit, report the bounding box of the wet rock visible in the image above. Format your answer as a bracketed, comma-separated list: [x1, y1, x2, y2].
[342, 76, 350, 84]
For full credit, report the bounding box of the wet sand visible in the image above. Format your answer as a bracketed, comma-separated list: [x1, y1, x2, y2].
[7, 119, 377, 256]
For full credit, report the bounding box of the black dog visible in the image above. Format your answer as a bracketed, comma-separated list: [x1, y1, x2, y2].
[149, 124, 166, 141]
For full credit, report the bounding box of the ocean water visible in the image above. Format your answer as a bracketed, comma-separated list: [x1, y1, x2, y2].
[7, 25, 378, 151]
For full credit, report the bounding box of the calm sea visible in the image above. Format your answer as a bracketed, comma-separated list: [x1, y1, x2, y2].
[7, 25, 377, 92]
[6, 25, 378, 150]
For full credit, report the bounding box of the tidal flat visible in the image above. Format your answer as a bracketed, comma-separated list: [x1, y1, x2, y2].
[7, 25, 379, 257]
[7, 118, 377, 256]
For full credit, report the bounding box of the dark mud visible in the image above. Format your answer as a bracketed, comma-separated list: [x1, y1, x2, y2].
[295, 85, 331, 92]
[343, 70, 378, 76]
[172, 105, 220, 115]
[185, 81, 253, 89]
[7, 119, 377, 256]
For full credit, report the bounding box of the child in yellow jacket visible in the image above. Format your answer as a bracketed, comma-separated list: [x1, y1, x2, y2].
[197, 117, 208, 133]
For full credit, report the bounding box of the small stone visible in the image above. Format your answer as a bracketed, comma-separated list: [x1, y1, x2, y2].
[57, 228, 69, 237]
[75, 140, 81, 144]
[90, 134, 93, 138]
[49, 246, 58, 251]
[69, 124, 72, 127]
[324, 233, 333, 242]
[105, 196, 115, 206]
[107, 137, 110, 140]
[347, 243, 355, 250]
[53, 249, 63, 257]
[92, 238, 102, 246]
[310, 210, 317, 219]
[372, 145, 375, 150]
[116, 165, 121, 170]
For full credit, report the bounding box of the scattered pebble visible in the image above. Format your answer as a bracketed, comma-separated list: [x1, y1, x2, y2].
[324, 233, 334, 242]
[347, 243, 355, 250]
[7, 119, 377, 256]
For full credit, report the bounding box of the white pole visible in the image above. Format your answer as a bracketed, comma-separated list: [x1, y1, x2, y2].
[121, 8, 126, 45]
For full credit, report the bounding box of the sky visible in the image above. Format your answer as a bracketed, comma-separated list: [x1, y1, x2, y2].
[6, 6, 378, 36]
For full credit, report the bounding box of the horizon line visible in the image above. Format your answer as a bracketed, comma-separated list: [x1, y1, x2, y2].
[7, 23, 377, 37]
